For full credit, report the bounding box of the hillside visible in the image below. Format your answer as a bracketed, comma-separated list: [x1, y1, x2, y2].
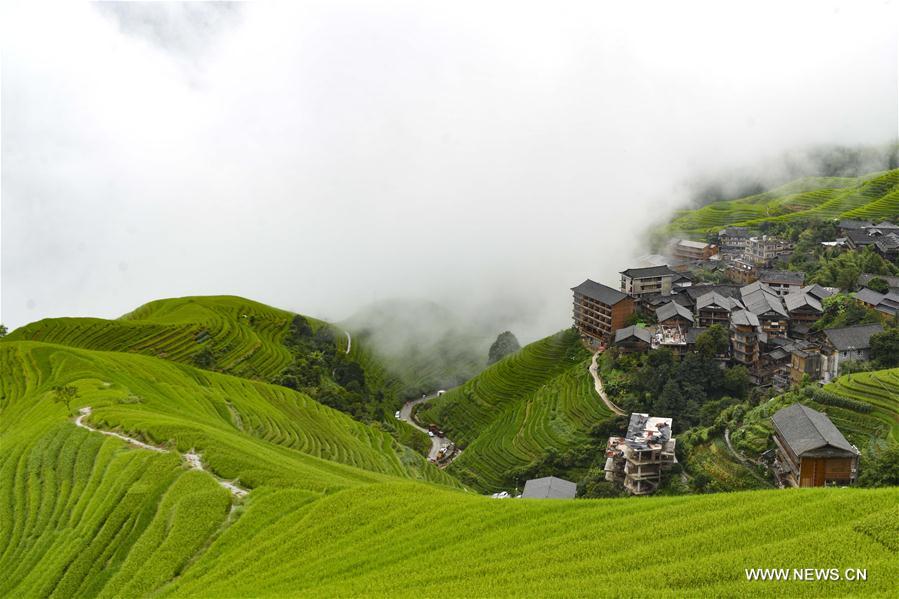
[6, 295, 404, 422]
[666, 169, 899, 238]
[6, 296, 299, 381]
[727, 369, 899, 474]
[3, 304, 898, 596]
[342, 299, 494, 399]
[418, 329, 612, 491]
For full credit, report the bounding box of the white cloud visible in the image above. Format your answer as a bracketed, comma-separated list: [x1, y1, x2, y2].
[2, 0, 896, 338]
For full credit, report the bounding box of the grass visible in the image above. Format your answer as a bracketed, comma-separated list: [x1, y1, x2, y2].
[824, 369, 899, 444]
[5, 295, 301, 381]
[418, 329, 612, 491]
[3, 299, 898, 597]
[666, 169, 899, 238]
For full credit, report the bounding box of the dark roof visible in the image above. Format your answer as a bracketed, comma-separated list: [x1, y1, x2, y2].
[784, 292, 822, 314]
[823, 323, 884, 351]
[685, 284, 740, 301]
[730, 309, 760, 327]
[741, 288, 788, 317]
[839, 219, 873, 230]
[521, 476, 577, 499]
[759, 270, 804, 285]
[800, 284, 834, 301]
[874, 233, 899, 252]
[619, 265, 676, 279]
[855, 288, 886, 306]
[696, 291, 743, 312]
[656, 301, 694, 323]
[873, 221, 899, 230]
[772, 403, 858, 457]
[845, 229, 876, 246]
[614, 325, 652, 345]
[685, 327, 707, 344]
[571, 280, 629, 305]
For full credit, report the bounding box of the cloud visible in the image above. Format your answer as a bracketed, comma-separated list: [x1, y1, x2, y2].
[2, 0, 897, 340]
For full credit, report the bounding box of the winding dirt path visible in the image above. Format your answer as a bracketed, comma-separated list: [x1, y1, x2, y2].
[74, 407, 248, 498]
[589, 353, 626, 416]
[344, 331, 352, 354]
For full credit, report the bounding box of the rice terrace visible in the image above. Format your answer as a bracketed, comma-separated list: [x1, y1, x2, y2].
[3, 1, 899, 597]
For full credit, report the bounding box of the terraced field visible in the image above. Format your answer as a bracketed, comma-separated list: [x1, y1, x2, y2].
[667, 169, 899, 237]
[418, 329, 612, 491]
[825, 368, 899, 444]
[3, 304, 898, 597]
[688, 437, 772, 492]
[5, 296, 301, 381]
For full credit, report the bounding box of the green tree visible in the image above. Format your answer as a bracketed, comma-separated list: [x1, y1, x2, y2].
[487, 331, 521, 365]
[857, 445, 899, 487]
[870, 330, 899, 368]
[866, 277, 890, 294]
[695, 324, 729, 358]
[52, 385, 79, 413]
[0, 324, 7, 338]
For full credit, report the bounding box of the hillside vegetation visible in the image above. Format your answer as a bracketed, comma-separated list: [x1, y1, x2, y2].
[6, 296, 298, 381]
[666, 169, 899, 238]
[2, 299, 898, 597]
[418, 329, 612, 491]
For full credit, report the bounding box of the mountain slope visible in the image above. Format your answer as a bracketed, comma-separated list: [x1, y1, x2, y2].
[6, 295, 299, 381]
[667, 169, 899, 238]
[3, 309, 898, 596]
[418, 329, 612, 490]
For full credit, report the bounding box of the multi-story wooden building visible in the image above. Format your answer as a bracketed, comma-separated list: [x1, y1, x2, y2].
[672, 239, 718, 261]
[619, 265, 677, 300]
[759, 270, 804, 296]
[740, 282, 789, 338]
[613, 325, 652, 354]
[730, 309, 760, 375]
[771, 404, 859, 487]
[571, 279, 635, 347]
[696, 291, 743, 328]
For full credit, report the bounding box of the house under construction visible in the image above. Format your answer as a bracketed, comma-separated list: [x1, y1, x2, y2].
[604, 413, 677, 495]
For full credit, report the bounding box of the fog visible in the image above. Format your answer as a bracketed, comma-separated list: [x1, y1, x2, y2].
[2, 1, 897, 341]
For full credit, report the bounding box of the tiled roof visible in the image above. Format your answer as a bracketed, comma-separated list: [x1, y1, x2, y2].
[772, 403, 858, 456]
[572, 279, 629, 305]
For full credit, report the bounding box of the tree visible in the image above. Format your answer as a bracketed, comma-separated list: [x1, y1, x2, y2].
[52, 385, 79, 413]
[857, 444, 899, 487]
[487, 331, 520, 365]
[695, 324, 729, 358]
[0, 324, 7, 338]
[870, 329, 899, 368]
[866, 277, 890, 294]
[723, 366, 750, 398]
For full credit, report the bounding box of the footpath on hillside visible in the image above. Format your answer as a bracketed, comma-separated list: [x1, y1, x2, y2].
[74, 406, 248, 498]
[589, 352, 626, 416]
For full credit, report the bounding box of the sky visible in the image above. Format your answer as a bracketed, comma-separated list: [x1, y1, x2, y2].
[2, 0, 897, 340]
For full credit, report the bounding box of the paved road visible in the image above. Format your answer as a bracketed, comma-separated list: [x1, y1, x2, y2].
[589, 353, 626, 416]
[398, 393, 456, 463]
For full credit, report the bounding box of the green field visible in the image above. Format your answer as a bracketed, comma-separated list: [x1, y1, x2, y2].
[6, 295, 300, 381]
[824, 369, 899, 445]
[666, 169, 899, 238]
[3, 300, 898, 597]
[418, 329, 612, 491]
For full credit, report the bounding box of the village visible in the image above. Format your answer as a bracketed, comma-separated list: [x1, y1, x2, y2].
[555, 220, 899, 498]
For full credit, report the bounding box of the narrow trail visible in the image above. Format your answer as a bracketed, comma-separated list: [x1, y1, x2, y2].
[398, 393, 461, 467]
[589, 353, 626, 416]
[74, 406, 248, 498]
[344, 331, 352, 354]
[724, 428, 772, 486]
